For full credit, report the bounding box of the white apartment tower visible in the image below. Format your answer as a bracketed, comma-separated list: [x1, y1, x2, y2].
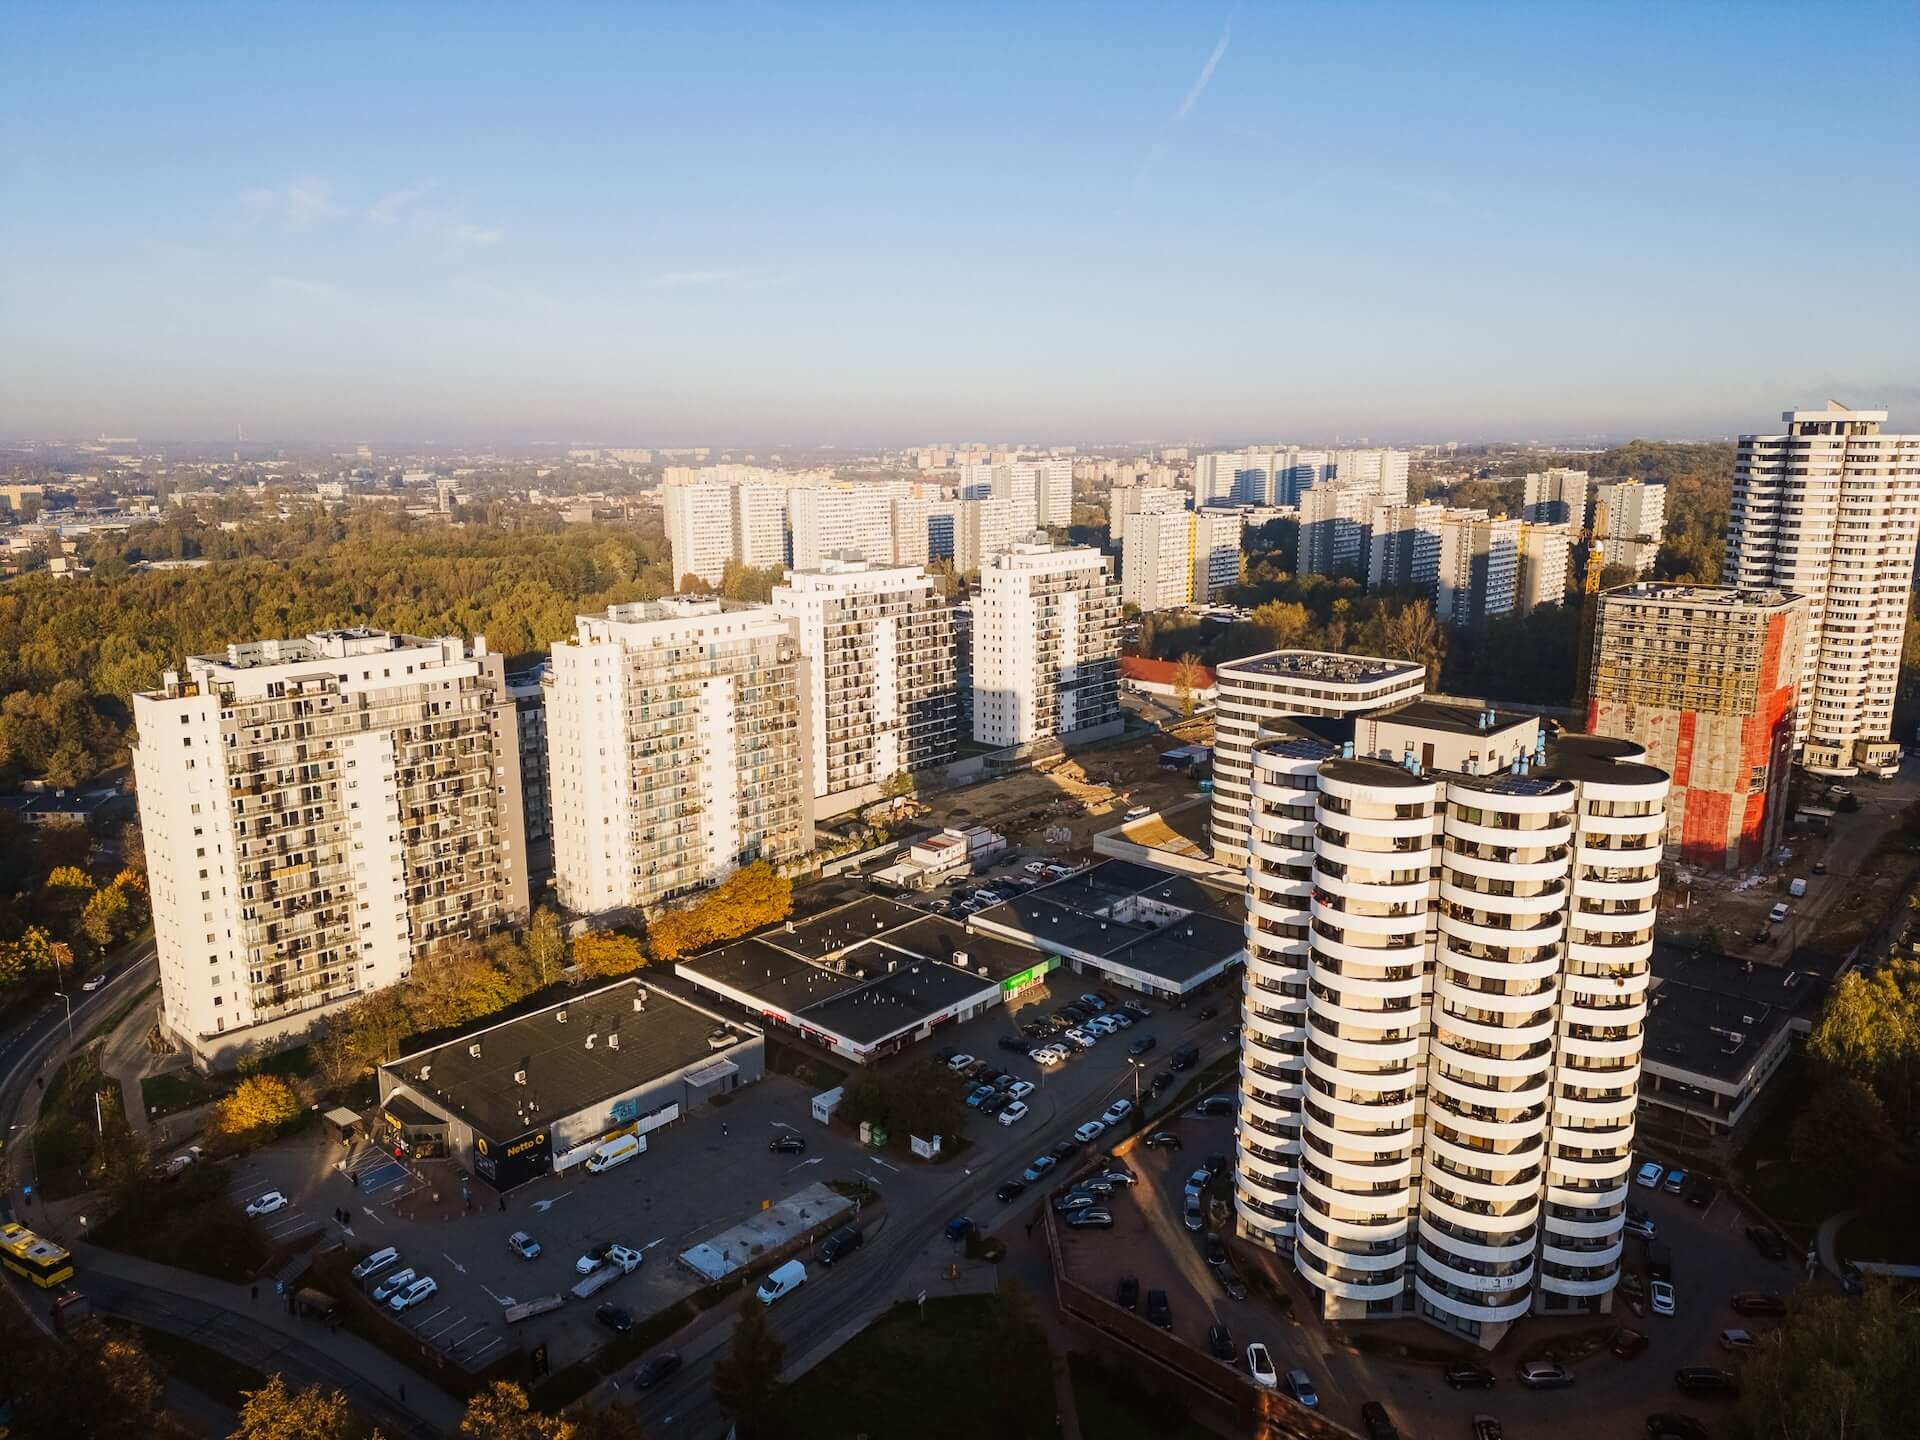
[773, 559, 957, 817]
[1122, 507, 1243, 613]
[1522, 469, 1590, 531]
[954, 497, 1015, 573]
[1234, 708, 1668, 1349]
[1209, 651, 1427, 866]
[132, 630, 530, 1070]
[1515, 522, 1571, 614]
[1329, 448, 1411, 505]
[734, 485, 792, 568]
[1726, 403, 1920, 775]
[1298, 484, 1378, 578]
[1367, 504, 1448, 590]
[1435, 513, 1521, 626]
[972, 539, 1122, 746]
[789, 487, 896, 570]
[1592, 480, 1666, 574]
[665, 484, 736, 586]
[1110, 484, 1187, 546]
[546, 597, 812, 917]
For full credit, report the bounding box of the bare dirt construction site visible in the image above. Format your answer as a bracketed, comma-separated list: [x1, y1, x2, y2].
[923, 726, 1212, 851]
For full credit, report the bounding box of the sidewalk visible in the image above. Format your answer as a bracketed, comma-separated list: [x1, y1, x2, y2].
[75, 1241, 465, 1438]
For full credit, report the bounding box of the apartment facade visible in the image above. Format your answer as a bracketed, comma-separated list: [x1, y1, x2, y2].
[972, 539, 1122, 746]
[1122, 507, 1244, 613]
[1515, 522, 1571, 614]
[664, 483, 735, 586]
[1725, 404, 1920, 776]
[1593, 480, 1666, 574]
[773, 560, 957, 816]
[506, 663, 554, 888]
[1195, 448, 1332, 508]
[1589, 583, 1807, 868]
[1435, 514, 1521, 626]
[1110, 484, 1187, 546]
[546, 597, 812, 918]
[132, 629, 530, 1070]
[1234, 709, 1668, 1349]
[1366, 504, 1447, 590]
[954, 496, 1015, 573]
[1522, 469, 1590, 530]
[1209, 651, 1426, 865]
[1297, 483, 1377, 578]
[734, 485, 791, 568]
[789, 487, 896, 570]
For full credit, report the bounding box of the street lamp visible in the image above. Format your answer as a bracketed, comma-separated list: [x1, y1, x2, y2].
[8, 1122, 39, 1204]
[51, 986, 76, 1046]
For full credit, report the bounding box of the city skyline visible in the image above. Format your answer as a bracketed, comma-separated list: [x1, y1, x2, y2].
[4, 2, 1916, 445]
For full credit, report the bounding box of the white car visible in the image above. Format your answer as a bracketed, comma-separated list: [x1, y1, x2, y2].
[371, 1267, 417, 1303]
[1030, 1047, 1064, 1067]
[1073, 1120, 1107, 1144]
[1025, 861, 1049, 875]
[1650, 1279, 1676, 1316]
[1101, 1099, 1134, 1127]
[352, 1246, 401, 1280]
[389, 1275, 438, 1312]
[998, 1101, 1030, 1127]
[605, 1243, 644, 1274]
[946, 1054, 976, 1073]
[81, 975, 105, 992]
[1634, 1161, 1664, 1188]
[245, 1191, 289, 1217]
[1246, 1342, 1278, 1389]
[1007, 1081, 1035, 1101]
[1769, 902, 1789, 923]
[1063, 1028, 1097, 1049]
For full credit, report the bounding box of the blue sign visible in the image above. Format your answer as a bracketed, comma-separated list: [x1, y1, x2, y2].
[610, 1096, 639, 1126]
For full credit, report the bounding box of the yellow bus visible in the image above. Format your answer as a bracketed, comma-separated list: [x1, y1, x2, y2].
[0, 1221, 75, 1289]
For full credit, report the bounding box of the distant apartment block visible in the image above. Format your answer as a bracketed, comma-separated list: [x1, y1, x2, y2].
[789, 487, 896, 570]
[1196, 448, 1332, 507]
[773, 560, 957, 817]
[991, 460, 1069, 532]
[665, 483, 735, 586]
[506, 663, 554, 888]
[1366, 503, 1447, 590]
[1521, 468, 1590, 529]
[734, 485, 791, 568]
[1515, 521, 1571, 613]
[546, 598, 812, 918]
[1122, 507, 1244, 612]
[1297, 483, 1377, 578]
[1327, 447, 1411, 505]
[132, 629, 530, 1070]
[1590, 583, 1807, 869]
[1593, 479, 1666, 574]
[1434, 513, 1521, 626]
[1726, 404, 1920, 777]
[972, 539, 1122, 747]
[1208, 650, 1426, 864]
[954, 496, 1015, 573]
[1110, 484, 1187, 546]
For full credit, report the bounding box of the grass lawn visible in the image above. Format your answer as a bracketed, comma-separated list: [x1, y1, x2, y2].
[781, 1295, 1054, 1440]
[141, 1044, 315, 1118]
[120, 1321, 272, 1408]
[1068, 1351, 1219, 1439]
[31, 1043, 124, 1200]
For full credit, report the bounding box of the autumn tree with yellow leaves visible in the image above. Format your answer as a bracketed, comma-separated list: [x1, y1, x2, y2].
[209, 1073, 301, 1144]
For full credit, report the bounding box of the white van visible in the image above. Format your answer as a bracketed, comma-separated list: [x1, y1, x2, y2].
[755, 1259, 807, 1306]
[585, 1133, 644, 1174]
[1788, 877, 1808, 898]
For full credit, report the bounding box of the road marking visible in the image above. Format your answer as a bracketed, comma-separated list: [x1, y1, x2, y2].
[483, 1286, 513, 1306]
[770, 1120, 797, 1131]
[642, 1236, 668, 1250]
[361, 1206, 387, 1225]
[785, 1157, 823, 1175]
[868, 1156, 900, 1173]
[442, 1251, 468, 1275]
[529, 1191, 572, 1213]
[467, 1336, 504, 1361]
[413, 1305, 452, 1332]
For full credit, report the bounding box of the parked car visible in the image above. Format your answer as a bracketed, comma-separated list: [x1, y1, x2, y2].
[371, 1268, 417, 1304]
[1650, 1280, 1676, 1316]
[389, 1276, 438, 1313]
[1205, 1151, 1229, 1176]
[1051, 1138, 1080, 1158]
[1078, 993, 1107, 1011]
[1100, 1099, 1133, 1126]
[1769, 902, 1789, 923]
[1246, 1343, 1278, 1389]
[1518, 1361, 1573, 1390]
[1053, 1191, 1098, 1213]
[1718, 1329, 1755, 1353]
[1144, 1131, 1182, 1149]
[1204, 1233, 1228, 1267]
[1117, 1274, 1139, 1310]
[998, 1100, 1030, 1126]
[1063, 1027, 1097, 1049]
[1146, 1290, 1172, 1330]
[1123, 1000, 1152, 1018]
[756, 1260, 807, 1305]
[245, 1191, 289, 1217]
[1183, 1197, 1204, 1231]
[1128, 1034, 1157, 1056]
[352, 1247, 401, 1281]
[945, 1053, 975, 1072]
[1283, 1369, 1318, 1408]
[1171, 1045, 1200, 1071]
[595, 1304, 635, 1334]
[1687, 1181, 1717, 1210]
[1197, 1004, 1219, 1021]
[1074, 1178, 1115, 1196]
[1217, 1264, 1248, 1301]
[1072, 1120, 1107, 1143]
[1206, 1323, 1235, 1363]
[997, 1035, 1030, 1055]
[1471, 1418, 1504, 1440]
[1730, 1291, 1787, 1317]
[1663, 1168, 1688, 1194]
[1673, 1366, 1740, 1397]
[1022, 1155, 1057, 1182]
[966, 1084, 996, 1109]
[816, 1227, 864, 1266]
[506, 1232, 541, 1260]
[1195, 1093, 1234, 1116]
[1067, 1209, 1113, 1229]
[768, 1134, 806, 1153]
[631, 1353, 682, 1389]
[1007, 1080, 1035, 1101]
[995, 1181, 1026, 1203]
[1359, 1401, 1399, 1440]
[1184, 1168, 1212, 1198]
[1099, 1163, 1136, 1185]
[1746, 1225, 1790, 1260]
[979, 1093, 1011, 1116]
[943, 1216, 976, 1243]
[1611, 1327, 1649, 1358]
[1645, 1415, 1710, 1440]
[1635, 1160, 1665, 1188]
[1445, 1364, 1497, 1390]
[1625, 1215, 1657, 1240]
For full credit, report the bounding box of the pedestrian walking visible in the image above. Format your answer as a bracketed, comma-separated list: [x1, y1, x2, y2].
[498, 1194, 506, 1213]
[721, 1122, 729, 1137]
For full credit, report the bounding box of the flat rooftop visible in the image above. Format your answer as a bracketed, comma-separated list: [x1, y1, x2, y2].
[383, 979, 743, 1140]
[800, 947, 1000, 1044]
[1219, 650, 1423, 685]
[874, 917, 1047, 980]
[677, 938, 856, 1009]
[1371, 698, 1533, 738]
[774, 897, 927, 959]
[1644, 941, 1825, 1086]
[1602, 582, 1802, 612]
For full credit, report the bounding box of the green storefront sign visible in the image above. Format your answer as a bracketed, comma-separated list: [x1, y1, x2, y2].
[1001, 958, 1055, 993]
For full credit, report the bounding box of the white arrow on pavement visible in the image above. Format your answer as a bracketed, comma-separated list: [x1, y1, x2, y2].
[361, 1207, 386, 1225]
[529, 1190, 572, 1213]
[442, 1251, 468, 1275]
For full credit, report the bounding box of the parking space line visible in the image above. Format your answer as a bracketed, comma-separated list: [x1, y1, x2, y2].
[411, 1304, 451, 1332]
[466, 1336, 504, 1362]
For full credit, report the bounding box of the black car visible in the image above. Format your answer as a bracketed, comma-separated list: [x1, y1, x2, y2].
[1066, 1209, 1113, 1229]
[1194, 1094, 1234, 1117]
[1205, 1151, 1229, 1176]
[1687, 1182, 1717, 1210]
[816, 1226, 864, 1266]
[1051, 1009, 1081, 1027]
[1645, 1418, 1710, 1440]
[1149, 1071, 1172, 1097]
[1171, 1045, 1200, 1071]
[1117, 1274, 1139, 1310]
[1216, 1264, 1248, 1301]
[1446, 1363, 1497, 1390]
[1051, 1138, 1080, 1158]
[1745, 1225, 1789, 1260]
[1144, 1130, 1182, 1149]
[595, 1304, 635, 1334]
[1674, 1367, 1740, 1397]
[934, 1046, 960, 1064]
[1146, 1289, 1172, 1329]
[1128, 1034, 1157, 1056]
[1729, 1290, 1787, 1317]
[768, 1134, 806, 1153]
[979, 1093, 1010, 1116]
[996, 1180, 1027, 1203]
[1196, 1005, 1218, 1021]
[1359, 1401, 1399, 1440]
[631, 1352, 683, 1389]
[1204, 1233, 1228, 1268]
[1471, 1420, 1503, 1440]
[998, 1035, 1031, 1054]
[1122, 1000, 1152, 1019]
[1206, 1323, 1235, 1363]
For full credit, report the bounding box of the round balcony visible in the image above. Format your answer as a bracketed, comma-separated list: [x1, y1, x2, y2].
[1424, 1127, 1544, 1177]
[1435, 975, 1558, 1017]
[1554, 1092, 1636, 1125]
[1315, 869, 1430, 909]
[1310, 896, 1426, 940]
[1313, 833, 1433, 874]
[1438, 911, 1565, 953]
[1421, 1162, 1542, 1208]
[1427, 1066, 1549, 1115]
[1429, 1036, 1553, 1080]
[1420, 1185, 1538, 1237]
[1536, 1267, 1620, 1299]
[1567, 937, 1653, 968]
[1296, 1188, 1411, 1239]
[1232, 1191, 1296, 1243]
[1433, 1009, 1557, 1050]
[1435, 942, 1562, 985]
[1446, 814, 1573, 851]
[1295, 1248, 1407, 1301]
[1545, 1178, 1628, 1210]
[1558, 1031, 1644, 1062]
[1299, 1169, 1411, 1221]
[1413, 1269, 1533, 1324]
[1575, 838, 1663, 868]
[1295, 1227, 1407, 1274]
[1438, 879, 1567, 919]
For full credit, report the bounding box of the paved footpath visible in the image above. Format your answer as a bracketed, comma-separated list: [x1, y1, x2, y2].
[73, 1242, 463, 1439]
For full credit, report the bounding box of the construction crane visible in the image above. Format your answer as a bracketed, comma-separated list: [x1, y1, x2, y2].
[1571, 542, 1607, 708]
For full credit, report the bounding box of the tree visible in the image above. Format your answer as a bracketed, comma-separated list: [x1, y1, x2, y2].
[1737, 1281, 1920, 1439]
[1806, 959, 1920, 1130]
[646, 862, 792, 962]
[839, 1060, 966, 1146]
[1790, 1076, 1893, 1176]
[571, 930, 646, 978]
[230, 1375, 369, 1440]
[1171, 651, 1203, 718]
[527, 906, 566, 988]
[209, 1072, 302, 1143]
[712, 1295, 787, 1440]
[82, 882, 131, 948]
[459, 1381, 574, 1440]
[47, 865, 94, 889]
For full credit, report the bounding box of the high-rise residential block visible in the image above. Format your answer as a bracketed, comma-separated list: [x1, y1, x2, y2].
[1121, 507, 1245, 612]
[1196, 448, 1332, 507]
[1209, 650, 1426, 865]
[506, 663, 554, 887]
[546, 597, 812, 918]
[1515, 521, 1571, 614]
[1110, 484, 1187, 546]
[1328, 447, 1411, 505]
[773, 560, 957, 816]
[1191, 508, 1245, 602]
[1589, 583, 1807, 868]
[789, 487, 896, 571]
[1297, 483, 1378, 578]
[1522, 468, 1590, 530]
[972, 539, 1121, 746]
[954, 496, 1014, 573]
[665, 483, 735, 586]
[1234, 706, 1668, 1348]
[733, 485, 791, 568]
[1366, 503, 1448, 590]
[1434, 513, 1521, 626]
[132, 629, 530, 1069]
[1592, 479, 1666, 574]
[1726, 404, 1920, 776]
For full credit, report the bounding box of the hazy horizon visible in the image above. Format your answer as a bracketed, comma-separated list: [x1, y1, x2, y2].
[5, 3, 1915, 446]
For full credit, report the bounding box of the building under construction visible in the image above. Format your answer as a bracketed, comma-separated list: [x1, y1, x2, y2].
[1587, 583, 1807, 869]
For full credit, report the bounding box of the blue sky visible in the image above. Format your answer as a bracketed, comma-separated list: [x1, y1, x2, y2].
[3, 2, 1916, 447]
